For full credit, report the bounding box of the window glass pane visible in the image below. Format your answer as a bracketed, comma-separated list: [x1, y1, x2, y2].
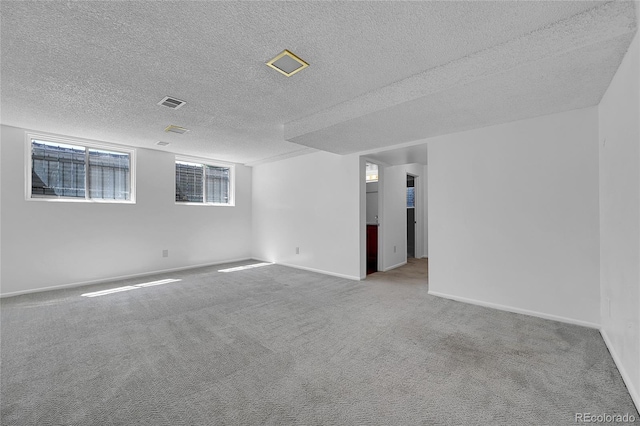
[407, 187, 415, 208]
[88, 149, 130, 200]
[205, 166, 230, 204]
[366, 162, 378, 182]
[176, 162, 204, 202]
[31, 140, 86, 198]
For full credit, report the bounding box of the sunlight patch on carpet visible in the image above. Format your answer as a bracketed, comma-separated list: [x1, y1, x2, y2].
[218, 263, 273, 273]
[134, 279, 182, 288]
[81, 286, 140, 297]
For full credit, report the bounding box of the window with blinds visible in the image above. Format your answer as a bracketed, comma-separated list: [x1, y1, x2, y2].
[175, 160, 232, 205]
[175, 162, 204, 202]
[89, 149, 130, 200]
[32, 141, 86, 198]
[407, 187, 415, 208]
[29, 137, 133, 202]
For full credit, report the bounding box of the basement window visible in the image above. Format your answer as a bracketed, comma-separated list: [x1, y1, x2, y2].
[27, 133, 135, 203]
[175, 158, 234, 206]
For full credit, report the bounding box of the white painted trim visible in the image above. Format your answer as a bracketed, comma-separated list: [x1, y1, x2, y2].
[256, 259, 361, 281]
[377, 164, 386, 274]
[382, 261, 407, 272]
[428, 290, 601, 329]
[0, 257, 252, 298]
[175, 202, 235, 207]
[601, 329, 640, 412]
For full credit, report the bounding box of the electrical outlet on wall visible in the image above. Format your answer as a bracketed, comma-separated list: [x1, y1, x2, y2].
[393, 246, 397, 253]
[162, 249, 169, 258]
[296, 247, 300, 255]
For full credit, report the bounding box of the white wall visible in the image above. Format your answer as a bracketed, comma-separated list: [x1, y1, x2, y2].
[428, 107, 601, 327]
[251, 150, 362, 280]
[0, 125, 253, 296]
[598, 30, 640, 408]
[422, 168, 428, 258]
[380, 163, 427, 271]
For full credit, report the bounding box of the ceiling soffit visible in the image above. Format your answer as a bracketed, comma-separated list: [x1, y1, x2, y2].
[284, 1, 637, 154]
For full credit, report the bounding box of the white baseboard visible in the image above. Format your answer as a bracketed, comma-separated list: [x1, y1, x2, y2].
[382, 261, 407, 272]
[427, 290, 601, 329]
[600, 329, 640, 412]
[259, 259, 360, 281]
[0, 257, 252, 298]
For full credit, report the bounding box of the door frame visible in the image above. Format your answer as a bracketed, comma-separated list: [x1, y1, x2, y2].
[406, 173, 419, 260]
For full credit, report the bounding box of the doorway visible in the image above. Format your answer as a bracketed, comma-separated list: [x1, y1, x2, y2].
[366, 162, 380, 274]
[407, 174, 416, 259]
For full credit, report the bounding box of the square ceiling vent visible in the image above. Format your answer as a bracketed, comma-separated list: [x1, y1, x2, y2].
[158, 96, 186, 110]
[266, 50, 309, 77]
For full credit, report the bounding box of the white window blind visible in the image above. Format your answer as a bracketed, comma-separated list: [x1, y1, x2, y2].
[205, 166, 230, 204]
[175, 160, 232, 205]
[31, 141, 86, 198]
[175, 161, 204, 202]
[89, 149, 130, 200]
[30, 138, 133, 202]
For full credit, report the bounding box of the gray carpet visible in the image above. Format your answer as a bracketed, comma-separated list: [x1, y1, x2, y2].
[1, 259, 637, 425]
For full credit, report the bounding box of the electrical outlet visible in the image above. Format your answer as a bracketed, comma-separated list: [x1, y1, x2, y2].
[296, 247, 300, 255]
[162, 249, 169, 258]
[393, 246, 396, 253]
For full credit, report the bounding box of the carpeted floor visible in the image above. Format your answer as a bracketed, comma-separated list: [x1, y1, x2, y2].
[1, 259, 637, 425]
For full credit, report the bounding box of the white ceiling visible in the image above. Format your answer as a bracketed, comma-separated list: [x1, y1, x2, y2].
[0, 1, 636, 165]
[365, 143, 429, 168]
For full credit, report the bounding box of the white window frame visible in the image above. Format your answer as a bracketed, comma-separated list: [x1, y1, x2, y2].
[175, 155, 235, 206]
[25, 132, 136, 203]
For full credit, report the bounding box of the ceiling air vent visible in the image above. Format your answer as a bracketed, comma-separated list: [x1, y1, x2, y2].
[164, 125, 189, 134]
[266, 50, 309, 77]
[158, 96, 186, 110]
[156, 141, 170, 146]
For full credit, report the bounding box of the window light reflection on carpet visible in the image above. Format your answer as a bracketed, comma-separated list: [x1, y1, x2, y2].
[218, 263, 272, 273]
[81, 279, 182, 297]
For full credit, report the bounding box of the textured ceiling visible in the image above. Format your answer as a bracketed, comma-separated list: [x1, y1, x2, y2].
[0, 1, 636, 164]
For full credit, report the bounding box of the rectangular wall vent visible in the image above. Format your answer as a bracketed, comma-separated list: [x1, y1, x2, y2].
[158, 96, 186, 110]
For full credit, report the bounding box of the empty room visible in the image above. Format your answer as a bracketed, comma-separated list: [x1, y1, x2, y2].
[1, 1, 639, 425]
